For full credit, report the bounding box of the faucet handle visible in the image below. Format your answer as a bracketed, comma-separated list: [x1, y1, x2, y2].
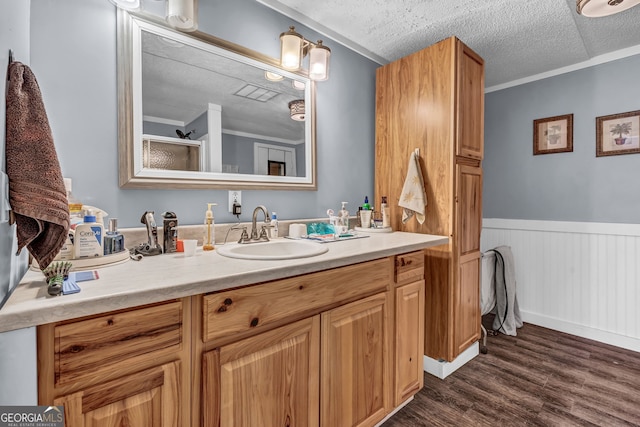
[238, 227, 250, 244]
[258, 226, 270, 241]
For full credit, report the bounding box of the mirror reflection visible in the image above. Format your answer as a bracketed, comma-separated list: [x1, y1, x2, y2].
[118, 11, 316, 189]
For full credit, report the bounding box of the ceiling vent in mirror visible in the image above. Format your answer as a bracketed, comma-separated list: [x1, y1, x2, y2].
[289, 99, 305, 121]
[234, 84, 280, 102]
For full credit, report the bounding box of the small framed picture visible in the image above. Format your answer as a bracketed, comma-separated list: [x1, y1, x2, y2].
[596, 110, 640, 157]
[533, 114, 573, 155]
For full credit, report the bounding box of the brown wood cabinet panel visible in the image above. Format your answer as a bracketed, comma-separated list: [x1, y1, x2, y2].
[321, 292, 390, 427]
[375, 38, 455, 236]
[394, 251, 425, 284]
[456, 164, 482, 255]
[394, 280, 425, 406]
[216, 316, 320, 427]
[454, 252, 481, 355]
[54, 361, 181, 427]
[456, 43, 485, 160]
[53, 301, 183, 386]
[202, 258, 390, 344]
[375, 36, 484, 362]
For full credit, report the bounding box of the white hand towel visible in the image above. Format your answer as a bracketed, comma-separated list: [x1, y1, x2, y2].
[399, 151, 427, 224]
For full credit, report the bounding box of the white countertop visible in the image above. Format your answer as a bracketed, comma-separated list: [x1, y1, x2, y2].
[0, 232, 448, 333]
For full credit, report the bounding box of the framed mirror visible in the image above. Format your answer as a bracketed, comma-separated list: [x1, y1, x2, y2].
[117, 11, 316, 190]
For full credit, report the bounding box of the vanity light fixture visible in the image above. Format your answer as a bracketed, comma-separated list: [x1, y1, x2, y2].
[166, 0, 197, 32]
[288, 99, 305, 121]
[577, 0, 640, 16]
[292, 80, 306, 90]
[279, 26, 331, 81]
[109, 0, 140, 10]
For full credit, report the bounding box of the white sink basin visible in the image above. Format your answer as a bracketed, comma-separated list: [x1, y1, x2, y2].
[216, 239, 328, 260]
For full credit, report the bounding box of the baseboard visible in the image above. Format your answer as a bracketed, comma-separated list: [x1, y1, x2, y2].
[374, 396, 414, 427]
[423, 342, 479, 379]
[522, 311, 640, 353]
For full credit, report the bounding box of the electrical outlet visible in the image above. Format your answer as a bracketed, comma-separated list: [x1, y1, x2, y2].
[228, 191, 241, 213]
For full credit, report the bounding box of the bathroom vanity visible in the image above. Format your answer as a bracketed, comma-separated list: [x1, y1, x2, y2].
[0, 232, 447, 426]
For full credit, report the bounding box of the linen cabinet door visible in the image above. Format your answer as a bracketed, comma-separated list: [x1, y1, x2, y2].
[208, 316, 320, 427]
[54, 361, 182, 427]
[394, 279, 425, 406]
[454, 163, 482, 354]
[455, 41, 484, 160]
[321, 292, 391, 427]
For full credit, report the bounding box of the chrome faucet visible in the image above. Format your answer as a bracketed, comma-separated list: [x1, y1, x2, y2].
[238, 205, 271, 244]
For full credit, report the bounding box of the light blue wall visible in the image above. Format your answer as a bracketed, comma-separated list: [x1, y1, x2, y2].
[1, 0, 30, 311]
[30, 0, 378, 227]
[483, 54, 640, 223]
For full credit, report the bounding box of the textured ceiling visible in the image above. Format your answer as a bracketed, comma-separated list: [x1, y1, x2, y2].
[257, 0, 640, 89]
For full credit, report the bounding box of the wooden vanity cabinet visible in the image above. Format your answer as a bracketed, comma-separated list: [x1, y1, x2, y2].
[196, 257, 405, 427]
[375, 36, 484, 362]
[35, 252, 427, 427]
[37, 299, 192, 427]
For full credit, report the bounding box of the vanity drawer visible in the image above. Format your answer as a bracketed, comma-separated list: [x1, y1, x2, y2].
[202, 258, 391, 344]
[53, 300, 183, 386]
[395, 251, 424, 284]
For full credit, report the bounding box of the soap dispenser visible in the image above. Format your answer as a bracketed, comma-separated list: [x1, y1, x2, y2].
[203, 203, 217, 251]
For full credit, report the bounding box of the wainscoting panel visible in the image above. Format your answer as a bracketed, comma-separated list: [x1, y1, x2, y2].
[481, 219, 640, 352]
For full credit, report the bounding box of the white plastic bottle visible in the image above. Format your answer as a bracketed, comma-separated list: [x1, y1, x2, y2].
[74, 211, 104, 258]
[381, 196, 390, 228]
[270, 212, 279, 239]
[203, 203, 217, 251]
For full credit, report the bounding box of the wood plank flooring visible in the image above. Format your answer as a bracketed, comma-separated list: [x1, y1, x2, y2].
[383, 316, 640, 426]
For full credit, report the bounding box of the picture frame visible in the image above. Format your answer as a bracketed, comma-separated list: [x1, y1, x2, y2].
[596, 110, 640, 157]
[533, 114, 573, 155]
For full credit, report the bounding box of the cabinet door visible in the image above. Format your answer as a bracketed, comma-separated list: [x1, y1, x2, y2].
[455, 252, 481, 355]
[321, 292, 390, 427]
[456, 164, 482, 256]
[454, 163, 482, 355]
[211, 316, 320, 427]
[54, 361, 182, 427]
[456, 41, 484, 160]
[394, 280, 425, 406]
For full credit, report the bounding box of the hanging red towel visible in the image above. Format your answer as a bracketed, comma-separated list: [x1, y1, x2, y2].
[6, 61, 69, 269]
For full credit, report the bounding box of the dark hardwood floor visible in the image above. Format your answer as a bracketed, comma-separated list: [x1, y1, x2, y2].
[383, 316, 640, 426]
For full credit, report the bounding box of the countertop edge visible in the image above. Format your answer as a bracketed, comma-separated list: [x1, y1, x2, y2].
[0, 233, 448, 333]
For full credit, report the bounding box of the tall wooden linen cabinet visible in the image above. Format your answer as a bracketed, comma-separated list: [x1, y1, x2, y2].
[375, 36, 484, 362]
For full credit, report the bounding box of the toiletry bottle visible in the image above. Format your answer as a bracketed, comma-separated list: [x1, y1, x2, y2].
[104, 218, 125, 255]
[381, 196, 390, 228]
[162, 211, 178, 253]
[64, 178, 83, 227]
[356, 206, 363, 227]
[339, 201, 349, 230]
[74, 210, 104, 259]
[270, 212, 279, 238]
[363, 196, 371, 211]
[203, 203, 217, 251]
[55, 230, 75, 261]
